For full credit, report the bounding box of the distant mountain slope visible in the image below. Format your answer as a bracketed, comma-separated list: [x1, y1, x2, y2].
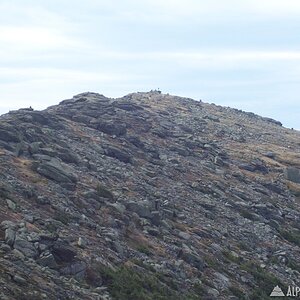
[0, 91, 299, 299]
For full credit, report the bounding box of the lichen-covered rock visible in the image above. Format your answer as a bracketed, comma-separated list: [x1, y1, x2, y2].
[104, 146, 132, 163]
[125, 201, 152, 218]
[95, 121, 126, 136]
[178, 245, 206, 271]
[14, 237, 38, 258]
[34, 159, 77, 184]
[37, 253, 58, 269]
[285, 167, 300, 183]
[5, 228, 16, 246]
[60, 261, 87, 280]
[0, 124, 21, 143]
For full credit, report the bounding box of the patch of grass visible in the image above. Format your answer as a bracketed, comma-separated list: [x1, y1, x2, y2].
[279, 229, 300, 246]
[94, 264, 180, 300]
[287, 259, 300, 273]
[286, 181, 300, 197]
[88, 263, 208, 299]
[249, 289, 271, 300]
[241, 261, 286, 299]
[222, 250, 242, 264]
[228, 286, 246, 299]
[125, 230, 155, 257]
[96, 184, 114, 200]
[239, 208, 258, 221]
[187, 282, 205, 299]
[45, 222, 58, 233]
[238, 241, 252, 252]
[269, 255, 300, 274]
[53, 210, 72, 225]
[131, 259, 156, 273]
[201, 278, 215, 289]
[205, 256, 218, 268]
[136, 245, 152, 256]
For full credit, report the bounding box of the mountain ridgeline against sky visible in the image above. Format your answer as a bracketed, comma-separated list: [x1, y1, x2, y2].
[0, 91, 300, 299]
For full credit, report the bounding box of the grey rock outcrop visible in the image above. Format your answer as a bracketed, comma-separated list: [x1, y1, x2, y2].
[34, 159, 77, 184]
[178, 245, 206, 271]
[52, 241, 77, 263]
[14, 237, 38, 258]
[0, 91, 299, 300]
[5, 228, 15, 246]
[285, 167, 300, 183]
[125, 201, 152, 218]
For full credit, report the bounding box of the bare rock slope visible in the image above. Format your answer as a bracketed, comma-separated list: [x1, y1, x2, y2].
[0, 91, 300, 299]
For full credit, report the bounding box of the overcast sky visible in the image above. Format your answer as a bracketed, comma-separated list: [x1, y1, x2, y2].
[0, 0, 299, 129]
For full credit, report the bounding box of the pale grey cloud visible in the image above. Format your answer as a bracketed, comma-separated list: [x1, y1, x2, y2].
[0, 0, 299, 129]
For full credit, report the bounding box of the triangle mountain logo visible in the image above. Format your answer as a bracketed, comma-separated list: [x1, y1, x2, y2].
[270, 285, 285, 297]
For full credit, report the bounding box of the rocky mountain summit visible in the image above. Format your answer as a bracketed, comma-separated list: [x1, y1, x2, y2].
[0, 91, 299, 299]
